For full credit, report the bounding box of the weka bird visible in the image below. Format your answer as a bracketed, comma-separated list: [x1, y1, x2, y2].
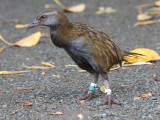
[27, 9, 133, 106]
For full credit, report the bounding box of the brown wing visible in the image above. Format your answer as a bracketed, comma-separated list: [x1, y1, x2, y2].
[85, 27, 124, 72]
[69, 23, 124, 73]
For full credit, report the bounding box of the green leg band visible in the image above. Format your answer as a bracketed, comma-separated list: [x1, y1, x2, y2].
[89, 86, 95, 91]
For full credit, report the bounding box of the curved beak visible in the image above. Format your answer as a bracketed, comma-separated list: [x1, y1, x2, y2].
[26, 19, 40, 30]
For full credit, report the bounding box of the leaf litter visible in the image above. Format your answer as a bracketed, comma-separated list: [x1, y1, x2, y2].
[0, 32, 41, 47]
[54, 0, 85, 13]
[96, 7, 117, 14]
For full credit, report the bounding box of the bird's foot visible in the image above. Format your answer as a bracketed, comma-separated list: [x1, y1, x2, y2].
[99, 95, 121, 106]
[77, 90, 96, 101]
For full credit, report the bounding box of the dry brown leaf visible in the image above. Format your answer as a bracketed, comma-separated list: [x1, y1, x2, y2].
[100, 85, 106, 93]
[0, 46, 6, 53]
[67, 4, 85, 12]
[26, 102, 33, 106]
[14, 32, 41, 47]
[141, 93, 152, 98]
[65, 65, 78, 67]
[15, 24, 29, 28]
[135, 19, 160, 26]
[134, 97, 141, 100]
[96, 7, 117, 14]
[41, 62, 58, 68]
[78, 113, 84, 119]
[0, 32, 41, 47]
[22, 65, 55, 69]
[3, 19, 20, 23]
[77, 69, 86, 72]
[0, 70, 31, 75]
[80, 100, 85, 103]
[40, 33, 50, 38]
[137, 13, 152, 21]
[51, 111, 63, 115]
[54, 0, 85, 13]
[154, 1, 160, 7]
[145, 7, 160, 15]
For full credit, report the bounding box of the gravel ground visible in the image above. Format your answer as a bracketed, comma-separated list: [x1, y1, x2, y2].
[0, 0, 160, 120]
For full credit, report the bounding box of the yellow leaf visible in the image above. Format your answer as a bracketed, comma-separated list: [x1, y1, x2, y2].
[54, 0, 85, 13]
[154, 1, 160, 7]
[14, 32, 41, 47]
[0, 46, 6, 53]
[141, 93, 152, 98]
[0, 71, 31, 75]
[100, 85, 106, 93]
[67, 4, 85, 12]
[124, 48, 160, 64]
[65, 65, 78, 67]
[51, 111, 63, 115]
[137, 13, 152, 21]
[77, 69, 86, 72]
[41, 62, 58, 68]
[145, 7, 160, 15]
[22, 66, 55, 69]
[0, 32, 41, 47]
[15, 24, 29, 28]
[40, 33, 50, 38]
[78, 113, 84, 119]
[135, 19, 160, 26]
[96, 7, 117, 14]
[134, 97, 141, 100]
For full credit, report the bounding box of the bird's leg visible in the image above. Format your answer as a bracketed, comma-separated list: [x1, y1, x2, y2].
[99, 79, 121, 106]
[77, 73, 99, 100]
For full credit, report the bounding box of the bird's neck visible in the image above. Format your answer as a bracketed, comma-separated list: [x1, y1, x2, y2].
[50, 22, 73, 48]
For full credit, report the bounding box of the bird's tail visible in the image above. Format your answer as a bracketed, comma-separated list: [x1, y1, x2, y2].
[122, 51, 144, 64]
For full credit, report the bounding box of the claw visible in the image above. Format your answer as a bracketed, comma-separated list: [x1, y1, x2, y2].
[77, 90, 95, 101]
[99, 95, 121, 106]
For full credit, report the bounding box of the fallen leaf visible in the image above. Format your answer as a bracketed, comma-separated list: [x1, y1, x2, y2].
[0, 46, 6, 53]
[40, 33, 50, 38]
[137, 13, 152, 21]
[15, 24, 29, 28]
[141, 93, 152, 98]
[54, 0, 85, 12]
[22, 65, 55, 69]
[65, 65, 78, 67]
[78, 113, 84, 119]
[41, 71, 46, 75]
[124, 48, 160, 63]
[51, 111, 63, 115]
[100, 85, 106, 93]
[135, 19, 160, 26]
[26, 102, 33, 106]
[96, 7, 117, 14]
[153, 73, 156, 78]
[67, 4, 85, 12]
[52, 74, 61, 78]
[80, 100, 85, 103]
[14, 32, 41, 47]
[77, 69, 86, 72]
[10, 110, 18, 115]
[3, 19, 20, 23]
[41, 62, 58, 68]
[0, 70, 31, 75]
[134, 97, 141, 100]
[154, 1, 160, 7]
[0, 32, 41, 47]
[145, 7, 160, 15]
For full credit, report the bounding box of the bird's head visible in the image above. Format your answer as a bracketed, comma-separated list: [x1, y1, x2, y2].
[27, 9, 69, 30]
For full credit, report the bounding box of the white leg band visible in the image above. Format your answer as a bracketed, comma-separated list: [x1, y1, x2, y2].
[90, 82, 97, 87]
[105, 89, 111, 95]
